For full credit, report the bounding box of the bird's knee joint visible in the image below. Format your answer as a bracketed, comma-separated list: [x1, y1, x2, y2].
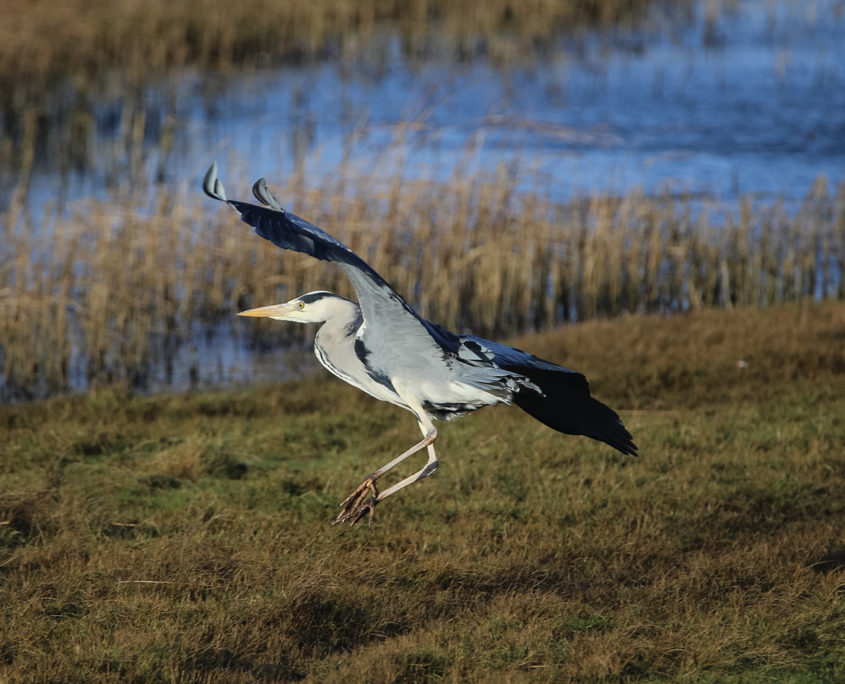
[420, 461, 439, 479]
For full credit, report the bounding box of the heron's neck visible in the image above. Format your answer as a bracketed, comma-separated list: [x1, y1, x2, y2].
[314, 300, 362, 344]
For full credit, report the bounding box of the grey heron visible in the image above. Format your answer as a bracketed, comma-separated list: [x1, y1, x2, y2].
[203, 163, 637, 526]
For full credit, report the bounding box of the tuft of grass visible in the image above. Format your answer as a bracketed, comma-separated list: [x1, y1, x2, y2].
[0, 303, 844, 681]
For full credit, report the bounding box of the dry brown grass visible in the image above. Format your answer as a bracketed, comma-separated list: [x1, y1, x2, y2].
[0, 0, 661, 175]
[2, 168, 843, 399]
[1, 302, 843, 681]
[0, 0, 655, 87]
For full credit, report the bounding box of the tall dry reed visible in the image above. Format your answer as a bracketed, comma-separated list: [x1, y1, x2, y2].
[1, 0, 656, 88]
[1, 163, 842, 399]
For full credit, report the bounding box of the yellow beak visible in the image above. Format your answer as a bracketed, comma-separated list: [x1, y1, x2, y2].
[237, 302, 296, 318]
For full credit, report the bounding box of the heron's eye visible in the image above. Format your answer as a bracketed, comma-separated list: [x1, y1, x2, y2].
[298, 301, 305, 310]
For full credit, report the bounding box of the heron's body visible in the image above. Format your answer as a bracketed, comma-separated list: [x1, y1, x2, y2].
[282, 293, 533, 419]
[203, 163, 637, 525]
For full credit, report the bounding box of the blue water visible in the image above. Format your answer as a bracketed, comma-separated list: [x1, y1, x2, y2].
[5, 0, 845, 398]
[16, 0, 845, 213]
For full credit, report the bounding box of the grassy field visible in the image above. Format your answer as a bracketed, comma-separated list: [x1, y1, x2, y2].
[2, 302, 844, 681]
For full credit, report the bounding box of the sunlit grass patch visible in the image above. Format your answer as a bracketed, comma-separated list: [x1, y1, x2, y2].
[2, 304, 844, 680]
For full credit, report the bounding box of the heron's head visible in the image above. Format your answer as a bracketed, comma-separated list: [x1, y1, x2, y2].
[238, 291, 356, 324]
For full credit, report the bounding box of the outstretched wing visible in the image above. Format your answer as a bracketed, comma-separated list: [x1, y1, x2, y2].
[203, 163, 460, 364]
[203, 164, 636, 453]
[455, 334, 638, 456]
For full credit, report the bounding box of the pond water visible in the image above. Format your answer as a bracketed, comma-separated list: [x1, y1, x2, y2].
[4, 0, 845, 399]
[16, 0, 845, 212]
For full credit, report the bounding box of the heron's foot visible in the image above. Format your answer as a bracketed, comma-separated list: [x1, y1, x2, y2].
[333, 495, 378, 527]
[332, 477, 379, 527]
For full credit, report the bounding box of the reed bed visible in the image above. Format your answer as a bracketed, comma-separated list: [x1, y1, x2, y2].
[1, 0, 656, 88]
[1, 166, 843, 400]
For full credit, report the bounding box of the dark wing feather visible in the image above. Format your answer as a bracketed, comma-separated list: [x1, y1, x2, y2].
[204, 163, 399, 297]
[203, 163, 460, 358]
[510, 369, 637, 456]
[456, 335, 637, 456]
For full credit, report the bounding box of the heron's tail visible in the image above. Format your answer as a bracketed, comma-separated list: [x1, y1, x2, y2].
[512, 368, 637, 456]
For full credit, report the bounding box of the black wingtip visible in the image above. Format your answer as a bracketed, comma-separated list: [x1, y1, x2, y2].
[512, 375, 638, 457]
[606, 420, 638, 457]
[583, 406, 638, 457]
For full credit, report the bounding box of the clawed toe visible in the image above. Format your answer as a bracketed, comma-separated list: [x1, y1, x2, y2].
[332, 477, 379, 527]
[332, 495, 378, 527]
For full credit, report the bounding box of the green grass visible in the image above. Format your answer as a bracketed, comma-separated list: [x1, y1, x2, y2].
[1, 303, 844, 681]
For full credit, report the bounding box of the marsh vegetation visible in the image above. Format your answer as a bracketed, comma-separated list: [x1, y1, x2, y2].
[3, 167, 844, 400]
[3, 0, 844, 399]
[2, 1, 845, 679]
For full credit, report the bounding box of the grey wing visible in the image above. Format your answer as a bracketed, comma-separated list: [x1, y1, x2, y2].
[455, 335, 586, 383]
[203, 163, 459, 364]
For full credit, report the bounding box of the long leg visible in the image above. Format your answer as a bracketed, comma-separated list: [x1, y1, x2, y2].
[333, 416, 439, 526]
[376, 440, 438, 502]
